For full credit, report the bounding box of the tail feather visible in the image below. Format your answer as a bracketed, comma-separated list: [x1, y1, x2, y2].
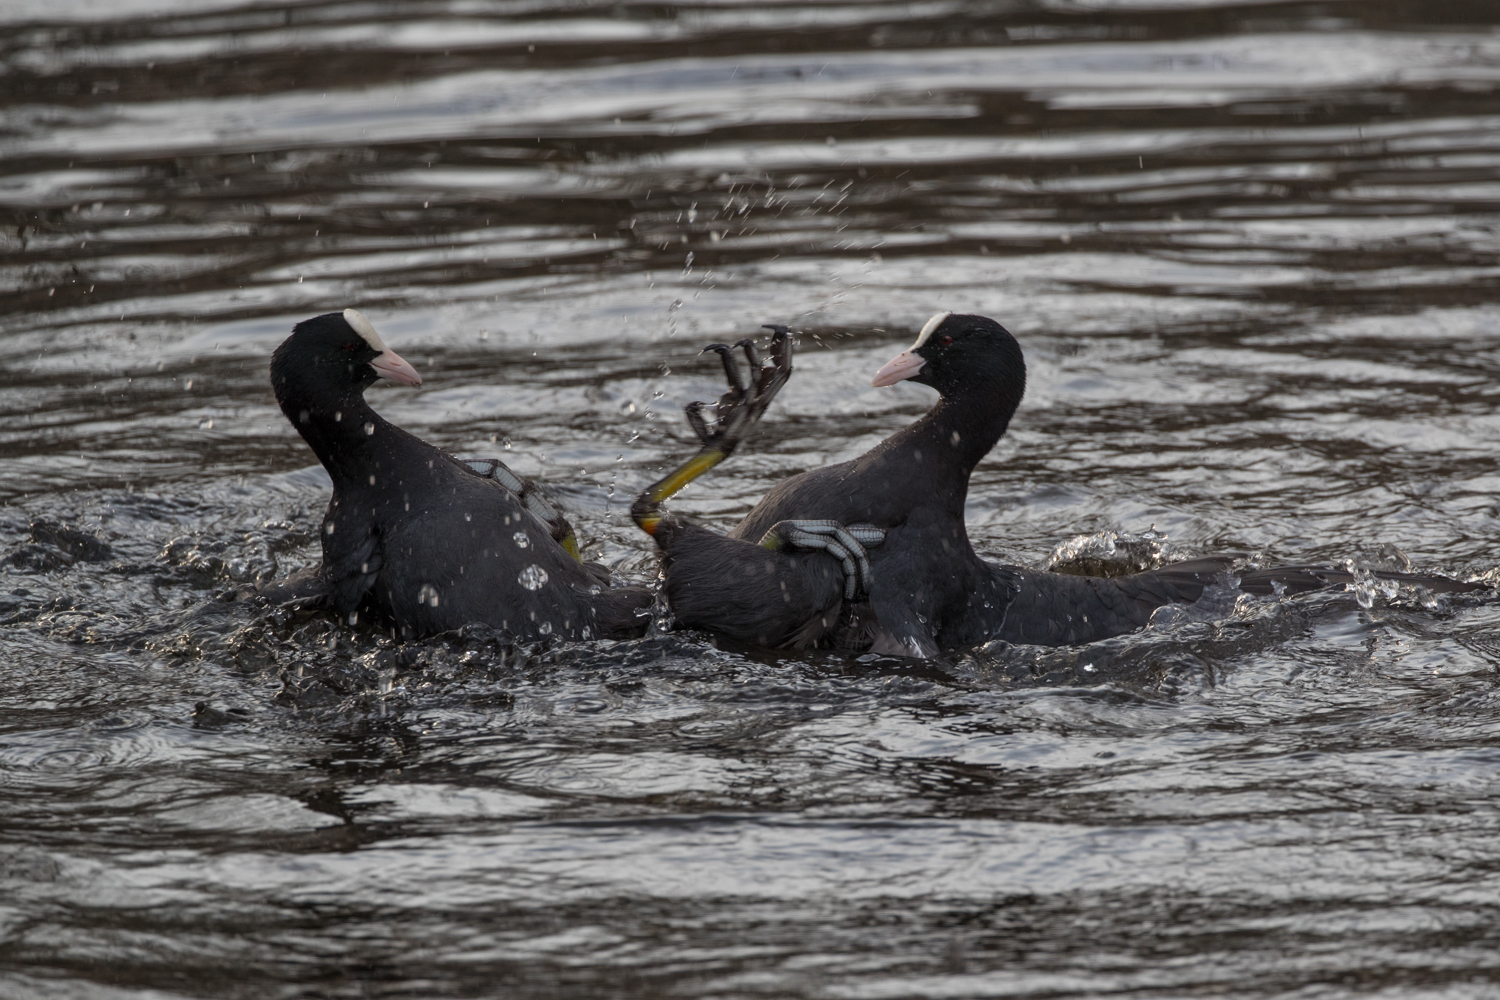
[1237, 564, 1485, 597]
[988, 557, 1485, 649]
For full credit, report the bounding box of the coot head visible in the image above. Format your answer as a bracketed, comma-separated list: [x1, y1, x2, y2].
[870, 312, 1025, 402]
[271, 309, 423, 416]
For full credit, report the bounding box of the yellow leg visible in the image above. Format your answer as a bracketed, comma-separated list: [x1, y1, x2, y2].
[631, 448, 726, 535]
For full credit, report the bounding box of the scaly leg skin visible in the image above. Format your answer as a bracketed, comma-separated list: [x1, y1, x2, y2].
[758, 520, 886, 599]
[632, 324, 793, 535]
[462, 458, 583, 561]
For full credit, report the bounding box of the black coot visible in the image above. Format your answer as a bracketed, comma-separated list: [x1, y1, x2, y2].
[265, 309, 651, 640]
[639, 313, 1482, 655]
[631, 327, 884, 647]
[717, 311, 1026, 655]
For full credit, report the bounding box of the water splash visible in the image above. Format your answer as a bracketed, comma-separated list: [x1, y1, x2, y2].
[1046, 528, 1170, 578]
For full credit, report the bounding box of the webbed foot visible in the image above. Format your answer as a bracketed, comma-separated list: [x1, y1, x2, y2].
[463, 457, 583, 561]
[759, 519, 886, 599]
[633, 325, 795, 535]
[684, 325, 793, 455]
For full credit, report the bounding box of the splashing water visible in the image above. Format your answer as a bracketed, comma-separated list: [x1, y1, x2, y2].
[5, 1, 1500, 997]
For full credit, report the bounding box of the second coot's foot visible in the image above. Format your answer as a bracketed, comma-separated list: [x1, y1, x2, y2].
[461, 457, 583, 561]
[758, 520, 886, 599]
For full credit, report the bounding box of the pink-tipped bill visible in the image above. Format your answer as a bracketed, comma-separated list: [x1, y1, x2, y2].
[370, 349, 423, 386]
[870, 349, 927, 387]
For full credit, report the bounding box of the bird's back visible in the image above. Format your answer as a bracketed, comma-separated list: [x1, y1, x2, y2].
[950, 557, 1236, 647]
[329, 439, 621, 640]
[371, 474, 602, 638]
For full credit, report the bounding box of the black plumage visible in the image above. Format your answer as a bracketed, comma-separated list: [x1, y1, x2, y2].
[265, 309, 651, 640]
[656, 312, 1027, 654]
[652, 313, 1482, 654]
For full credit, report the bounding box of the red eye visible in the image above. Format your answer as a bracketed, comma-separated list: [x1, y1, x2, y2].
[940, 334, 953, 346]
[341, 340, 358, 351]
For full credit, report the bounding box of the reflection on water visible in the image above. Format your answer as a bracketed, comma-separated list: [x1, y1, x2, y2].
[4, 1, 1500, 996]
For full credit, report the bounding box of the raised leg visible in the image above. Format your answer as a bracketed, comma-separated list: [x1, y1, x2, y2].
[632, 325, 794, 535]
[758, 520, 886, 599]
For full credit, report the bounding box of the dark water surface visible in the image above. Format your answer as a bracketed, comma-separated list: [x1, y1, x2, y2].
[5, 1, 1500, 996]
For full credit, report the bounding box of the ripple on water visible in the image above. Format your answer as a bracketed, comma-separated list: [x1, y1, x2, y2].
[5, 0, 1500, 996]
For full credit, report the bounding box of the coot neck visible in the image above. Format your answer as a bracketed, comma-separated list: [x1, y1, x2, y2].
[891, 382, 1019, 504]
[280, 386, 395, 489]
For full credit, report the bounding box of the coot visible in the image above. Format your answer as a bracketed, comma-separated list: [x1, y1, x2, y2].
[637, 313, 1482, 654]
[266, 309, 651, 640]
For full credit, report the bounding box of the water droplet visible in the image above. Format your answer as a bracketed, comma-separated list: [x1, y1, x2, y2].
[364, 422, 375, 436]
[417, 583, 440, 607]
[465, 513, 472, 522]
[1345, 559, 1377, 609]
[622, 400, 636, 415]
[513, 531, 530, 549]
[538, 621, 553, 635]
[518, 564, 548, 590]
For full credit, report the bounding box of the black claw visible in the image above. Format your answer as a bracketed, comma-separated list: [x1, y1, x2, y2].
[736, 337, 763, 371]
[683, 400, 713, 445]
[769, 327, 792, 372]
[686, 329, 794, 452]
[633, 325, 797, 532]
[706, 343, 747, 393]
